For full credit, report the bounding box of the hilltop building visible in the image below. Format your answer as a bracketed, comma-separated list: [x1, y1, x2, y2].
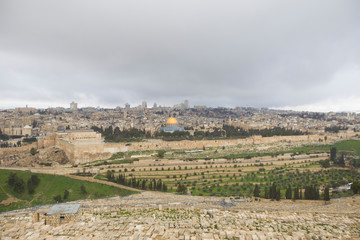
[70, 102, 78, 111]
[160, 117, 184, 133]
[23, 125, 32, 136]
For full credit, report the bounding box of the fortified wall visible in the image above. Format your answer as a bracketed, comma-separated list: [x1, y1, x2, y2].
[44, 132, 348, 164]
[1, 130, 355, 164]
[0, 142, 38, 161]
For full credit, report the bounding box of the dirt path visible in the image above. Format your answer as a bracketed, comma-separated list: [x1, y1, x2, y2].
[65, 174, 141, 192]
[0, 196, 20, 206]
[0, 185, 20, 206]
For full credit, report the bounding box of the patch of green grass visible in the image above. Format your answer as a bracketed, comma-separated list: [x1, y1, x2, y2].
[333, 140, 360, 155]
[94, 174, 106, 181]
[0, 169, 137, 213]
[109, 159, 140, 164]
[108, 152, 125, 160]
[290, 145, 330, 154]
[127, 150, 156, 156]
[84, 158, 140, 167]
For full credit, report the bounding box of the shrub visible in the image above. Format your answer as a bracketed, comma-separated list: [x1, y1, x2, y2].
[30, 148, 37, 156]
[53, 195, 62, 202]
[157, 150, 165, 158]
[176, 183, 187, 194]
[80, 184, 87, 195]
[27, 179, 34, 194]
[63, 190, 69, 199]
[8, 172, 25, 194]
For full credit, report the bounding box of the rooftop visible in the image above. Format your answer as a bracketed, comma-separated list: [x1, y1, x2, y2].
[47, 204, 81, 215]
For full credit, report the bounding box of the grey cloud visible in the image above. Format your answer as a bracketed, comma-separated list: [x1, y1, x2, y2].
[0, 0, 359, 110]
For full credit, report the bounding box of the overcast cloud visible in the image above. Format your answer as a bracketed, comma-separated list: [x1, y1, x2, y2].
[0, 0, 359, 111]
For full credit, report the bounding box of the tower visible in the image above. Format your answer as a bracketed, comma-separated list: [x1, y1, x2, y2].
[70, 102, 78, 111]
[184, 100, 189, 108]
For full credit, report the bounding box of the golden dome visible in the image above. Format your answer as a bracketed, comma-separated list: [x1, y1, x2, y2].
[166, 117, 178, 125]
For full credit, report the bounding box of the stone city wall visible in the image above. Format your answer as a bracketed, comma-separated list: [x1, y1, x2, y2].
[0, 132, 355, 164]
[0, 143, 38, 160]
[66, 134, 337, 164]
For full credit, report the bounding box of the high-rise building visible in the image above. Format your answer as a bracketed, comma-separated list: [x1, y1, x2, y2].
[142, 101, 147, 109]
[184, 100, 189, 108]
[70, 102, 78, 111]
[125, 103, 130, 109]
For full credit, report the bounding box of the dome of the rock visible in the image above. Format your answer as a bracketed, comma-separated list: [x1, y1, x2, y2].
[166, 117, 178, 125]
[160, 117, 184, 133]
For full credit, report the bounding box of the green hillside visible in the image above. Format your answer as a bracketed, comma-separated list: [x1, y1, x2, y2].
[0, 169, 137, 212]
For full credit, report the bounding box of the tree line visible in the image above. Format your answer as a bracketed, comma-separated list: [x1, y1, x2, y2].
[106, 170, 168, 192]
[7, 173, 40, 194]
[0, 129, 10, 141]
[92, 126, 151, 142]
[325, 126, 348, 133]
[254, 183, 330, 201]
[92, 125, 306, 142]
[223, 125, 305, 138]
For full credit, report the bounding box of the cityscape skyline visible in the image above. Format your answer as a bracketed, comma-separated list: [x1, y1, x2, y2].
[1, 99, 360, 114]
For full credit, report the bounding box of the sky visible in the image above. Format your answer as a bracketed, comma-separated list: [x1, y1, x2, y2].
[0, 0, 359, 112]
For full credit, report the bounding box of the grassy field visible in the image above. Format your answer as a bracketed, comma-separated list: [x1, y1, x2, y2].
[286, 140, 360, 155]
[0, 169, 137, 213]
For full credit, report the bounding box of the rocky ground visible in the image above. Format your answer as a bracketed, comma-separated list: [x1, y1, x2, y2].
[1, 192, 360, 240]
[0, 147, 71, 167]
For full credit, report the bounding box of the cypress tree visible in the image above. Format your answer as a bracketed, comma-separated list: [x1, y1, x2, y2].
[315, 186, 320, 200]
[141, 180, 146, 190]
[305, 186, 309, 200]
[293, 187, 299, 200]
[162, 183, 167, 192]
[153, 179, 156, 190]
[330, 147, 337, 163]
[276, 189, 281, 201]
[27, 179, 34, 194]
[324, 186, 330, 201]
[270, 183, 277, 200]
[8, 172, 18, 187]
[264, 187, 269, 199]
[338, 153, 345, 167]
[253, 184, 260, 197]
[285, 186, 292, 199]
